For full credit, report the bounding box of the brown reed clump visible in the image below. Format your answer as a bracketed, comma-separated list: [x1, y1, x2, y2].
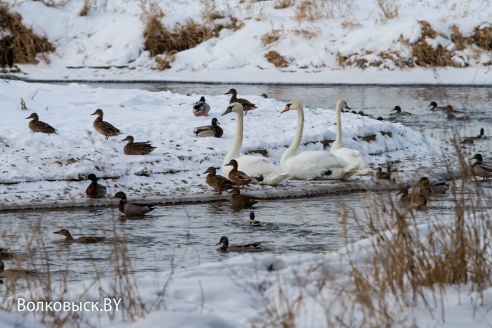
[265, 50, 289, 68]
[411, 21, 457, 67]
[273, 0, 295, 9]
[473, 26, 492, 51]
[261, 29, 281, 46]
[0, 4, 55, 67]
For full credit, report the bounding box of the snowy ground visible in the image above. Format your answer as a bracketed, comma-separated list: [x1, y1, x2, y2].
[0, 79, 453, 210]
[1, 0, 492, 84]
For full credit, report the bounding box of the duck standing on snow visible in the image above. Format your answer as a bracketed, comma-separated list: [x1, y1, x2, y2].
[193, 96, 210, 117]
[390, 106, 411, 115]
[330, 99, 372, 176]
[280, 100, 359, 180]
[469, 154, 492, 181]
[194, 118, 223, 138]
[112, 191, 156, 216]
[53, 229, 105, 244]
[428, 101, 447, 111]
[221, 102, 288, 185]
[122, 135, 156, 155]
[248, 211, 261, 226]
[85, 173, 107, 198]
[216, 236, 262, 253]
[91, 109, 122, 140]
[0, 260, 36, 279]
[226, 159, 252, 188]
[203, 167, 236, 195]
[230, 187, 259, 208]
[375, 163, 391, 180]
[225, 88, 257, 112]
[26, 113, 57, 134]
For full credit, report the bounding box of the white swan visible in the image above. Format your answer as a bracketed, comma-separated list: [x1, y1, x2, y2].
[280, 100, 359, 180]
[221, 103, 288, 186]
[330, 99, 372, 176]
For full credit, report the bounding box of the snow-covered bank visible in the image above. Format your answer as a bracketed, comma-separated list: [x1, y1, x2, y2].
[0, 79, 449, 210]
[1, 0, 492, 84]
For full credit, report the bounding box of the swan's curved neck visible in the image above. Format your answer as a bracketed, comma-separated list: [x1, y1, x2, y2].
[224, 110, 244, 164]
[331, 104, 342, 152]
[281, 108, 304, 164]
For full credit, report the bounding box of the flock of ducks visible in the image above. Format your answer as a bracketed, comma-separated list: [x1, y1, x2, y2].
[2, 90, 491, 264]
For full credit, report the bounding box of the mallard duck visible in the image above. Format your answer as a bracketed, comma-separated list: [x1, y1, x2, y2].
[230, 187, 259, 208]
[194, 118, 223, 138]
[418, 177, 449, 195]
[85, 173, 107, 198]
[428, 101, 447, 111]
[0, 260, 36, 278]
[26, 113, 57, 134]
[248, 211, 261, 226]
[375, 163, 391, 180]
[216, 236, 262, 253]
[122, 136, 156, 155]
[390, 106, 411, 115]
[53, 229, 105, 243]
[261, 93, 268, 98]
[226, 159, 252, 187]
[476, 128, 487, 140]
[204, 167, 236, 195]
[446, 106, 468, 120]
[91, 109, 122, 139]
[397, 186, 427, 209]
[193, 96, 211, 117]
[225, 88, 257, 112]
[112, 191, 156, 216]
[469, 154, 492, 181]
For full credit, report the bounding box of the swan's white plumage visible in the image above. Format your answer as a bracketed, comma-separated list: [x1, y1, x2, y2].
[221, 103, 288, 186]
[280, 100, 359, 180]
[330, 99, 372, 176]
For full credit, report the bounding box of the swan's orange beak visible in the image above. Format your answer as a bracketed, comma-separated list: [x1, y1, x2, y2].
[281, 106, 290, 114]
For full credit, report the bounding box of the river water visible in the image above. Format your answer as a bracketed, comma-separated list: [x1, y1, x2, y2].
[1, 83, 491, 283]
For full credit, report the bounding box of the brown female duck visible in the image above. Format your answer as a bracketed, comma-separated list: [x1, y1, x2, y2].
[53, 229, 105, 243]
[26, 113, 57, 134]
[225, 88, 257, 112]
[225, 159, 252, 187]
[91, 109, 122, 139]
[375, 163, 391, 180]
[230, 187, 259, 208]
[194, 118, 223, 138]
[85, 173, 107, 198]
[397, 186, 427, 209]
[204, 167, 236, 195]
[122, 136, 156, 155]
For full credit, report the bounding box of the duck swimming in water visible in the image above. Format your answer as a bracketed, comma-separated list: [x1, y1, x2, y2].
[0, 260, 36, 279]
[390, 106, 411, 115]
[248, 211, 261, 226]
[112, 191, 157, 216]
[53, 229, 105, 244]
[216, 236, 262, 253]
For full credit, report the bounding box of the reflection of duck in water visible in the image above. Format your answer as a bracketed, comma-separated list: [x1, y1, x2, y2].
[229, 187, 259, 208]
